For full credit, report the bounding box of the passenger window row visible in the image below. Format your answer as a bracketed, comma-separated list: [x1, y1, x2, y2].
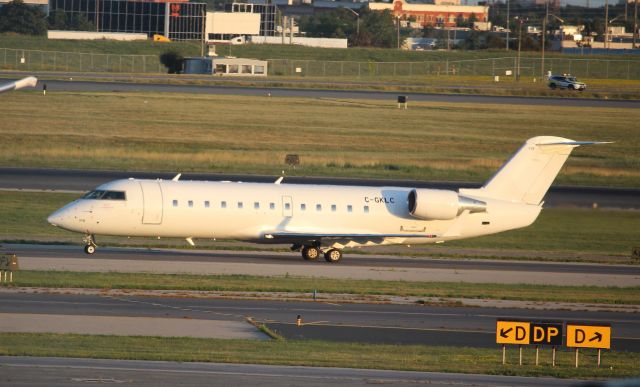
[171, 200, 370, 213]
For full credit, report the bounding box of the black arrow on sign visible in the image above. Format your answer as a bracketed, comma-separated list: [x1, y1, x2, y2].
[589, 332, 603, 342]
[500, 328, 513, 338]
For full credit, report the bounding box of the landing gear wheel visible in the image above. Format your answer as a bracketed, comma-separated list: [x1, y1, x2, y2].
[82, 234, 97, 254]
[324, 249, 342, 263]
[302, 246, 320, 261]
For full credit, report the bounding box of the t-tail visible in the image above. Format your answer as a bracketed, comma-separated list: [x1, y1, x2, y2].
[461, 136, 611, 205]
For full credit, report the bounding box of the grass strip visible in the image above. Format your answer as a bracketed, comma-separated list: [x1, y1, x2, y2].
[2, 92, 639, 187]
[0, 333, 637, 379]
[5, 271, 640, 304]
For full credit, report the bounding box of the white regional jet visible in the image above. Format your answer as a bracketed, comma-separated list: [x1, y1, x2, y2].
[47, 136, 606, 263]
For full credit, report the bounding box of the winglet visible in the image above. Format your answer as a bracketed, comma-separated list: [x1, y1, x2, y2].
[172, 173, 182, 181]
[274, 177, 284, 185]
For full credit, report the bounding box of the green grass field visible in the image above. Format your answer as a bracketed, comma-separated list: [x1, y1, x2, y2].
[1, 333, 637, 379]
[6, 271, 639, 303]
[1, 92, 638, 187]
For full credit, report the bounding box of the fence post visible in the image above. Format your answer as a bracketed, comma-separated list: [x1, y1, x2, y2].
[446, 59, 449, 75]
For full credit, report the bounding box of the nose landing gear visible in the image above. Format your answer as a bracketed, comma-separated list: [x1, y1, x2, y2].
[83, 234, 97, 255]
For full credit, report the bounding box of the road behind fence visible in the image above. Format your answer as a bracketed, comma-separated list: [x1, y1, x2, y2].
[2, 48, 639, 80]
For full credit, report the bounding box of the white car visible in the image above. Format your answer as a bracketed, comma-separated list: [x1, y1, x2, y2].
[548, 75, 587, 91]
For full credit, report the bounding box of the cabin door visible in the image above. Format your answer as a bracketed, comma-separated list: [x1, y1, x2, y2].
[282, 196, 293, 217]
[140, 181, 163, 224]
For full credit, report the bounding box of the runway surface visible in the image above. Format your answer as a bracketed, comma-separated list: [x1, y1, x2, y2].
[2, 167, 639, 209]
[11, 76, 640, 109]
[1, 292, 638, 351]
[0, 356, 582, 386]
[11, 244, 640, 286]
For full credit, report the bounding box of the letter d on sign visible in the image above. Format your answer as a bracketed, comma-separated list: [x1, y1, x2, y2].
[575, 329, 586, 344]
[534, 326, 544, 342]
[516, 326, 526, 340]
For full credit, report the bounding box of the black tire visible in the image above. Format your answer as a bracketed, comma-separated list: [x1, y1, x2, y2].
[324, 249, 343, 263]
[302, 246, 320, 261]
[549, 83, 556, 90]
[84, 245, 96, 254]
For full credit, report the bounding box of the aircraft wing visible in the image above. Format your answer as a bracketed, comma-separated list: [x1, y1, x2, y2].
[264, 231, 436, 242]
[0, 76, 38, 93]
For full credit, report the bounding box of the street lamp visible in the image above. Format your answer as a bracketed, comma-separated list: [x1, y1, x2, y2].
[541, 0, 564, 79]
[396, 15, 401, 49]
[634, 0, 638, 49]
[515, 16, 527, 81]
[506, 0, 510, 51]
[342, 7, 359, 37]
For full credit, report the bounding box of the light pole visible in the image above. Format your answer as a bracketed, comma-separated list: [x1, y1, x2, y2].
[342, 7, 359, 37]
[634, 0, 638, 48]
[396, 15, 401, 49]
[541, 1, 564, 79]
[506, 0, 510, 50]
[515, 16, 526, 81]
[604, 0, 609, 49]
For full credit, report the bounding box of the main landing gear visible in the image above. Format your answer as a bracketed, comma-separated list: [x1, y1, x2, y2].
[83, 234, 97, 255]
[299, 245, 343, 263]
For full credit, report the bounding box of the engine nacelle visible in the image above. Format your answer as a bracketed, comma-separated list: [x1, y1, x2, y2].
[407, 189, 486, 220]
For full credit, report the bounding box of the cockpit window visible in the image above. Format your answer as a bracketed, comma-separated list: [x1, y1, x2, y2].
[82, 190, 126, 200]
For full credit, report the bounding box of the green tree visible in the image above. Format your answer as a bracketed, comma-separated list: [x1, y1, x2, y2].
[160, 50, 184, 74]
[0, 0, 47, 35]
[357, 9, 398, 48]
[48, 8, 67, 30]
[71, 12, 94, 31]
[486, 33, 505, 49]
[468, 13, 477, 28]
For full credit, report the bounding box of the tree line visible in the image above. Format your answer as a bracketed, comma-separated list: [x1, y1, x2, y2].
[0, 0, 94, 36]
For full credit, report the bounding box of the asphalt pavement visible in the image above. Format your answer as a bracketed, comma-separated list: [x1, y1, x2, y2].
[0, 292, 637, 351]
[0, 356, 583, 386]
[5, 75, 640, 109]
[9, 244, 639, 276]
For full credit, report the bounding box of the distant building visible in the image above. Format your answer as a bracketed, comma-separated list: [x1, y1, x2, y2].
[369, 0, 489, 28]
[183, 56, 268, 76]
[205, 11, 260, 42]
[48, 0, 205, 41]
[229, 1, 277, 36]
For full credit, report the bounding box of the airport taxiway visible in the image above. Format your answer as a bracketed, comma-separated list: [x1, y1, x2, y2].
[1, 291, 638, 351]
[9, 244, 640, 286]
[0, 356, 583, 386]
[4, 74, 640, 109]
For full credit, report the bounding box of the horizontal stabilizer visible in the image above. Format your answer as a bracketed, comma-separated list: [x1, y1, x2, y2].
[537, 140, 613, 146]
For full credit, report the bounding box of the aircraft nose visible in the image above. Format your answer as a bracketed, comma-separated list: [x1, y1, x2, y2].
[47, 209, 66, 227]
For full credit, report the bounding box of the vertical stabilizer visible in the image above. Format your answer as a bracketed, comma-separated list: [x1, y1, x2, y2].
[464, 136, 606, 205]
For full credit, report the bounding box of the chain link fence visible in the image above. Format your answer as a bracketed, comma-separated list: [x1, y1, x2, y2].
[1, 48, 163, 73]
[268, 57, 640, 80]
[2, 47, 639, 80]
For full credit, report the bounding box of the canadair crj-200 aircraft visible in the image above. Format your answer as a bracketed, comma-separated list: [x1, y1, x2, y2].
[48, 136, 607, 263]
